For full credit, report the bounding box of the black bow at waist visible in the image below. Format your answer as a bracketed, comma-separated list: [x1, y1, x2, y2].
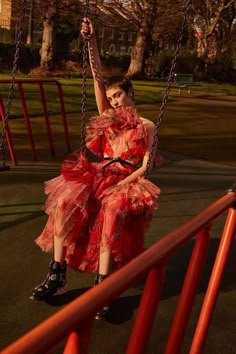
[101, 156, 136, 171]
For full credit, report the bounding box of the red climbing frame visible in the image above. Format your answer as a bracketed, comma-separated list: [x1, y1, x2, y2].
[0, 78, 71, 165]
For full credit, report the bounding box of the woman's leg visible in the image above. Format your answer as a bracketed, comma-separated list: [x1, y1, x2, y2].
[98, 246, 112, 275]
[95, 243, 113, 319]
[93, 199, 123, 318]
[95, 247, 112, 320]
[98, 200, 122, 275]
[30, 236, 67, 300]
[54, 235, 67, 264]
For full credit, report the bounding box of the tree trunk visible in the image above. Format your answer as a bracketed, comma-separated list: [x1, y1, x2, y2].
[40, 1, 57, 70]
[26, 0, 34, 45]
[195, 26, 233, 81]
[127, 30, 147, 77]
[196, 36, 207, 59]
[127, 0, 157, 78]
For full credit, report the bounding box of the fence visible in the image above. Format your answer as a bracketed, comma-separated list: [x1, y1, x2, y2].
[0, 78, 71, 165]
[2, 186, 236, 354]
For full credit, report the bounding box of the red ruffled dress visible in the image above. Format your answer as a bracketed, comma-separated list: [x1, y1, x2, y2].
[35, 107, 161, 272]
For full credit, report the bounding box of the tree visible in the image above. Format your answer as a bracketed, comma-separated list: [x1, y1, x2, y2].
[31, 0, 83, 70]
[152, 0, 185, 43]
[127, 0, 158, 77]
[97, 0, 158, 78]
[40, 0, 58, 70]
[26, 0, 34, 45]
[11, 0, 60, 70]
[190, 0, 236, 70]
[149, 0, 236, 80]
[100, 0, 192, 78]
[151, 0, 187, 76]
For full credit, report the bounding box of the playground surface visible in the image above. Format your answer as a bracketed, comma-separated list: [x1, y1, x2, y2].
[0, 91, 236, 353]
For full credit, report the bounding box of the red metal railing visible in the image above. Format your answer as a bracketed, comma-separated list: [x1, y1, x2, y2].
[2, 188, 236, 354]
[0, 93, 17, 165]
[0, 79, 71, 165]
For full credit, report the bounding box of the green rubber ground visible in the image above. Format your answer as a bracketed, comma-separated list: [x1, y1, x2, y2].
[0, 90, 236, 353]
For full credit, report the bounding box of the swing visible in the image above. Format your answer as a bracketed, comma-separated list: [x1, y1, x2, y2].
[0, 0, 27, 172]
[79, 0, 192, 179]
[0, 0, 192, 175]
[30, 0, 191, 302]
[79, 0, 193, 177]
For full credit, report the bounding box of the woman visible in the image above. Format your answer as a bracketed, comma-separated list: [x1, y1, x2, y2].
[31, 18, 161, 319]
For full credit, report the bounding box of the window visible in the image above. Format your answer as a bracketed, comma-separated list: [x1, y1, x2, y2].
[98, 28, 104, 38]
[119, 32, 124, 41]
[109, 29, 114, 40]
[128, 32, 133, 42]
[108, 44, 116, 55]
[120, 46, 127, 56]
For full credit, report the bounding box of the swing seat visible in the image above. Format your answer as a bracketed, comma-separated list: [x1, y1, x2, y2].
[0, 164, 10, 171]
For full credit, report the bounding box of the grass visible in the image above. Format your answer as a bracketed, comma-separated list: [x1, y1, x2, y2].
[1, 75, 236, 117]
[1, 74, 236, 167]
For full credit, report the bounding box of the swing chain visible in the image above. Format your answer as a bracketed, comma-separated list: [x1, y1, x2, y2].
[145, 0, 192, 178]
[0, 0, 27, 168]
[79, 0, 90, 152]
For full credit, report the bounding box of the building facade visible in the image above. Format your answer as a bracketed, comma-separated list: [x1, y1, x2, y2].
[0, 0, 12, 29]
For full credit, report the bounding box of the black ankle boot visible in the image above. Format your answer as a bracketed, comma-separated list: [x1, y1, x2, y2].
[94, 274, 111, 320]
[30, 260, 67, 300]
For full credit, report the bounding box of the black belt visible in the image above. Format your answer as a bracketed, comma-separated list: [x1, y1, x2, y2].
[101, 156, 136, 171]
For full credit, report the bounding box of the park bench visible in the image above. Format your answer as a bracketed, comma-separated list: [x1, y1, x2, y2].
[174, 73, 194, 94]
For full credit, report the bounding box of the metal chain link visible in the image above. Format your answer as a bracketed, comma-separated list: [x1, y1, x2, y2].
[0, 0, 27, 168]
[145, 0, 192, 178]
[79, 0, 90, 152]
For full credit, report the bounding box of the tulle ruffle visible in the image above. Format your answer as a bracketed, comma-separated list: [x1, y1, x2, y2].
[86, 106, 146, 162]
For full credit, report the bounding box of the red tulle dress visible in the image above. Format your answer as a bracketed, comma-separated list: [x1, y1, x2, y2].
[35, 107, 161, 272]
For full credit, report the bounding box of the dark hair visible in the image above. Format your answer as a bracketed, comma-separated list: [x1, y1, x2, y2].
[104, 76, 133, 94]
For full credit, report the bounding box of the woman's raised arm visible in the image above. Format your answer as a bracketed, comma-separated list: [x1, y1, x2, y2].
[81, 18, 111, 115]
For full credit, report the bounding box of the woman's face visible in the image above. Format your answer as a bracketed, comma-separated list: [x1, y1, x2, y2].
[106, 86, 134, 109]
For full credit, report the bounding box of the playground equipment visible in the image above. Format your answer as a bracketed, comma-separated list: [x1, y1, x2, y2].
[0, 0, 26, 170]
[0, 78, 71, 165]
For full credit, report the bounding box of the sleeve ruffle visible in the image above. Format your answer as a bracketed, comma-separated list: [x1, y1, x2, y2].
[86, 110, 115, 157]
[61, 150, 93, 182]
